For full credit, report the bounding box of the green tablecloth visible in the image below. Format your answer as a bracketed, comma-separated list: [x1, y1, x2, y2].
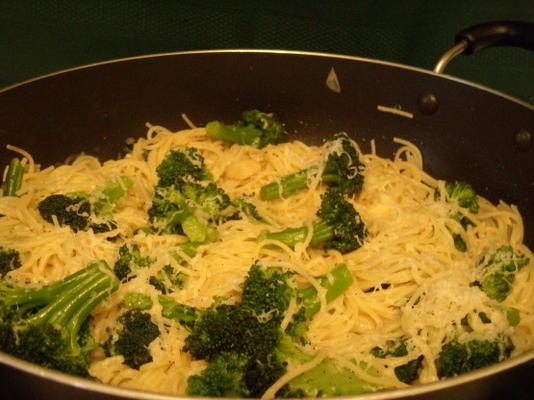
[1, 0, 533, 102]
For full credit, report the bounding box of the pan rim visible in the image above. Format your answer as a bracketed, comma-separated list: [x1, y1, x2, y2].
[1, 348, 533, 399]
[0, 48, 532, 111]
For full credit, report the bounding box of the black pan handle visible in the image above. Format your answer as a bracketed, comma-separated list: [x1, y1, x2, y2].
[434, 21, 534, 73]
[456, 21, 534, 54]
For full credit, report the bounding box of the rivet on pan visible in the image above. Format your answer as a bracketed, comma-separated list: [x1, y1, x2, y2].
[514, 129, 532, 151]
[418, 93, 439, 115]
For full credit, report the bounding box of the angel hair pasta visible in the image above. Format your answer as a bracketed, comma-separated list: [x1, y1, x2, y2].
[0, 112, 532, 398]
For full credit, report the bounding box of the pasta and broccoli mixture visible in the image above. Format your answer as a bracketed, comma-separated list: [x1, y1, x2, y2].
[0, 111, 532, 398]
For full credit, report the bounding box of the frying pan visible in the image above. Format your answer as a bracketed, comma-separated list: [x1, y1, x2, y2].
[0, 21, 533, 400]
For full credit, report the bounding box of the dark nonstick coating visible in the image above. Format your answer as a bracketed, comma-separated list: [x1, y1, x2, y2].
[0, 50, 533, 399]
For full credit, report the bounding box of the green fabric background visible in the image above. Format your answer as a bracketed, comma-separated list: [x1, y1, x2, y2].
[1, 0, 533, 102]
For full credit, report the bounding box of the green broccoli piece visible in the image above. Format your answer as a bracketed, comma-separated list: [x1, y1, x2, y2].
[0, 247, 21, 278]
[124, 292, 153, 310]
[231, 198, 268, 224]
[168, 240, 203, 266]
[436, 335, 514, 378]
[451, 231, 467, 252]
[205, 110, 287, 149]
[113, 243, 152, 282]
[148, 183, 230, 241]
[156, 148, 212, 188]
[192, 334, 377, 398]
[435, 181, 479, 252]
[443, 181, 479, 214]
[393, 356, 424, 384]
[242, 263, 353, 342]
[0, 261, 119, 377]
[259, 189, 366, 254]
[161, 263, 374, 397]
[169, 257, 337, 358]
[491, 304, 521, 326]
[103, 309, 160, 370]
[148, 148, 231, 241]
[149, 264, 186, 294]
[276, 343, 382, 398]
[113, 244, 186, 293]
[478, 245, 529, 302]
[1, 158, 24, 196]
[91, 175, 134, 216]
[187, 351, 252, 397]
[371, 338, 423, 384]
[260, 132, 364, 200]
[160, 264, 353, 341]
[37, 175, 133, 233]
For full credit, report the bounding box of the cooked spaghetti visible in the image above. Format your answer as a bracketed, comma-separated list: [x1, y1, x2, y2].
[0, 121, 532, 397]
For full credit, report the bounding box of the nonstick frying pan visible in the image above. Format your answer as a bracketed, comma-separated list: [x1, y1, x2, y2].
[0, 21, 533, 400]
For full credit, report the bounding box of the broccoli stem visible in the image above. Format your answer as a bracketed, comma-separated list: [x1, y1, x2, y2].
[1, 262, 104, 309]
[10, 261, 119, 353]
[171, 241, 202, 264]
[259, 220, 332, 248]
[260, 166, 319, 201]
[2, 158, 24, 196]
[159, 295, 199, 329]
[280, 351, 382, 397]
[92, 175, 133, 216]
[297, 264, 353, 318]
[206, 121, 263, 146]
[232, 198, 268, 225]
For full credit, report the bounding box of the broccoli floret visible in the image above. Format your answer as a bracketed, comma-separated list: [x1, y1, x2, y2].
[242, 263, 353, 342]
[113, 243, 152, 282]
[38, 194, 98, 232]
[478, 245, 529, 302]
[148, 148, 231, 241]
[1, 158, 24, 196]
[371, 338, 424, 384]
[260, 189, 366, 254]
[436, 335, 514, 378]
[0, 261, 119, 377]
[443, 181, 479, 214]
[435, 181, 479, 252]
[182, 303, 280, 361]
[149, 264, 186, 294]
[156, 148, 212, 188]
[161, 263, 371, 397]
[260, 133, 364, 200]
[0, 247, 21, 278]
[205, 110, 287, 149]
[187, 351, 252, 397]
[394, 356, 425, 384]
[103, 309, 160, 369]
[148, 183, 230, 241]
[37, 175, 133, 233]
[160, 263, 352, 341]
[113, 244, 186, 293]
